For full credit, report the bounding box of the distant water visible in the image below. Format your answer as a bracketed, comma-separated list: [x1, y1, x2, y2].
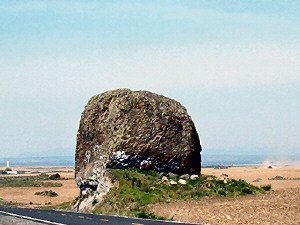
[202, 154, 266, 167]
[0, 154, 299, 167]
[0, 156, 74, 167]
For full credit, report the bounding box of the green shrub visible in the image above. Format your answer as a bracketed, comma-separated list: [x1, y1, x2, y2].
[218, 189, 226, 196]
[136, 211, 169, 220]
[49, 173, 61, 180]
[261, 184, 272, 191]
[269, 176, 286, 180]
[39, 173, 49, 179]
[41, 182, 63, 187]
[43, 201, 73, 210]
[0, 175, 62, 188]
[34, 190, 58, 197]
[241, 187, 253, 195]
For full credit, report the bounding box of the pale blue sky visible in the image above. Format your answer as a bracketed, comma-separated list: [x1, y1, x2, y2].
[0, 1, 300, 157]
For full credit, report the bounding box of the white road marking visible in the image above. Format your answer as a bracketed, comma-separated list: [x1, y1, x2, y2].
[88, 212, 195, 224]
[0, 210, 66, 225]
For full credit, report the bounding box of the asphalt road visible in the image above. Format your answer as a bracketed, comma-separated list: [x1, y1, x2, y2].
[0, 205, 198, 225]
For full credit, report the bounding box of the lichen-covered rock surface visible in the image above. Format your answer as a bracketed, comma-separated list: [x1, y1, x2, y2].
[75, 88, 202, 209]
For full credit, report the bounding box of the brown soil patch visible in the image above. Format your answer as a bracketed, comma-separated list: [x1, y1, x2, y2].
[149, 188, 300, 225]
[0, 167, 79, 207]
[202, 166, 300, 190]
[0, 179, 79, 207]
[149, 167, 300, 225]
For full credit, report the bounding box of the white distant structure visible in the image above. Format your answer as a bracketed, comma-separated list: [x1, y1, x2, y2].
[6, 161, 9, 168]
[6, 171, 17, 175]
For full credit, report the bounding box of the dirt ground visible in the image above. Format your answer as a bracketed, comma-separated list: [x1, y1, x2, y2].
[202, 166, 300, 190]
[0, 166, 79, 207]
[150, 188, 300, 225]
[150, 166, 300, 225]
[1, 166, 300, 224]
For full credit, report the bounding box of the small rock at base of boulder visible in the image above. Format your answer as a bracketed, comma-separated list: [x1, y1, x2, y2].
[178, 179, 187, 185]
[168, 172, 178, 179]
[180, 174, 190, 180]
[170, 180, 177, 185]
[162, 176, 169, 183]
[190, 175, 199, 180]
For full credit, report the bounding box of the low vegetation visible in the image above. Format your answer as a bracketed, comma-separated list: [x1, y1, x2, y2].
[269, 176, 287, 180]
[0, 198, 19, 206]
[92, 168, 270, 218]
[252, 178, 262, 182]
[269, 176, 300, 180]
[0, 174, 63, 188]
[260, 184, 272, 191]
[49, 173, 61, 180]
[34, 190, 58, 197]
[1, 169, 272, 220]
[43, 201, 73, 210]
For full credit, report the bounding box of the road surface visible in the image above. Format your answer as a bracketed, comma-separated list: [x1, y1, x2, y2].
[0, 205, 198, 225]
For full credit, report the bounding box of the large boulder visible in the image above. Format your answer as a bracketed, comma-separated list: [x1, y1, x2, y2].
[75, 89, 202, 207]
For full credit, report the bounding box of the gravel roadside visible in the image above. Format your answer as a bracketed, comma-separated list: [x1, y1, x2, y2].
[0, 214, 44, 225]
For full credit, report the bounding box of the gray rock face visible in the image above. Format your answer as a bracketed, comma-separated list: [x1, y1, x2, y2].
[75, 89, 202, 201]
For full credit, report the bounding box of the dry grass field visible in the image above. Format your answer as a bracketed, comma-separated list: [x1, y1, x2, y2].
[0, 166, 79, 207]
[1, 165, 300, 224]
[150, 166, 300, 225]
[203, 166, 300, 190]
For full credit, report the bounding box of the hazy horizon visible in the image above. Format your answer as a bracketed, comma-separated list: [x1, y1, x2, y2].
[1, 150, 300, 168]
[1, 1, 299, 158]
